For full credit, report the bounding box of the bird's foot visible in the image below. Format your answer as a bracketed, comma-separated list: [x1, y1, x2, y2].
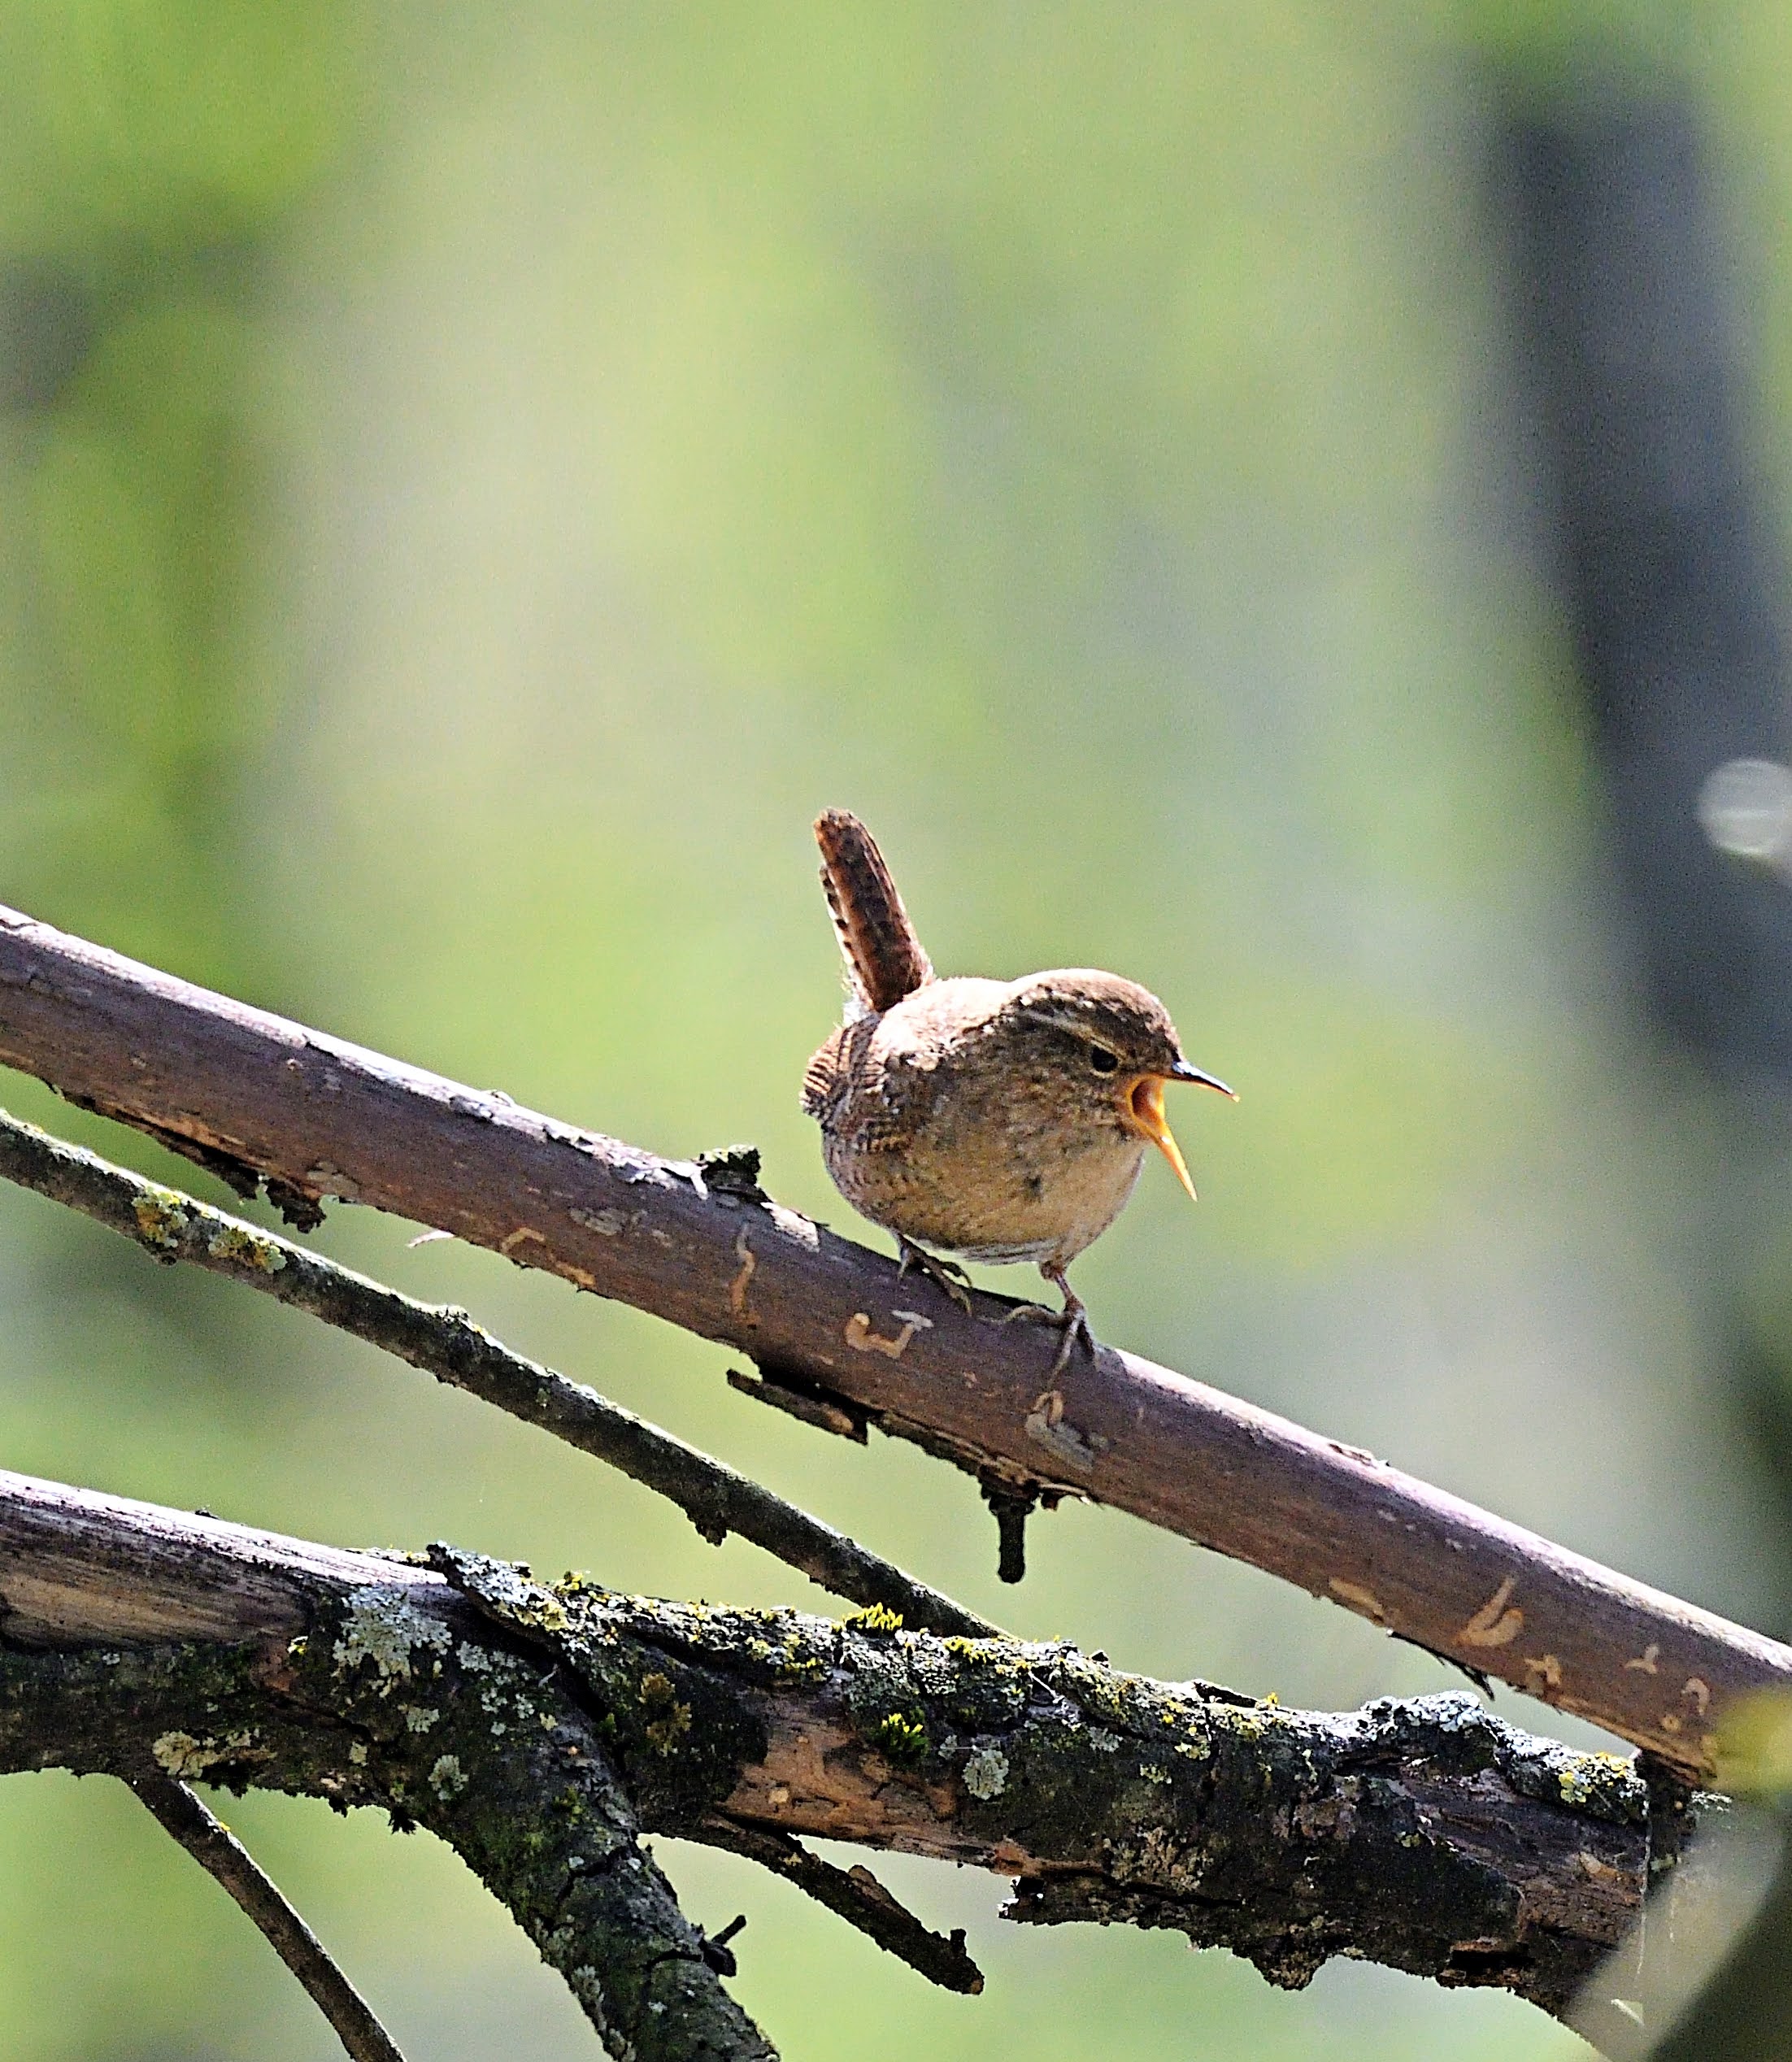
[999, 1294, 1095, 1379]
[897, 1238, 976, 1317]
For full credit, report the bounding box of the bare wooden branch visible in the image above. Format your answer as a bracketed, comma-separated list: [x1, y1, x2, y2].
[0, 900, 1782, 1773]
[128, 1773, 407, 2062]
[0, 1109, 997, 1640]
[696, 1817, 984, 1995]
[0, 1468, 1667, 2035]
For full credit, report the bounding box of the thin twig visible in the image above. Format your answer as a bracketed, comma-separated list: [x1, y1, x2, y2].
[699, 1816, 984, 1994]
[0, 1108, 998, 1641]
[128, 1773, 406, 2062]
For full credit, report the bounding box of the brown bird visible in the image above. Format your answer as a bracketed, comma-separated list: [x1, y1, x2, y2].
[802, 810, 1234, 1372]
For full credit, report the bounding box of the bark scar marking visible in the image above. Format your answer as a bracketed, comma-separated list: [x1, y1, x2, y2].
[1459, 1576, 1525, 1648]
[1525, 1653, 1563, 1693]
[844, 1311, 933, 1359]
[729, 1228, 757, 1325]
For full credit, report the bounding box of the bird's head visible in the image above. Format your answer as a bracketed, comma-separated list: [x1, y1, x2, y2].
[999, 971, 1235, 1198]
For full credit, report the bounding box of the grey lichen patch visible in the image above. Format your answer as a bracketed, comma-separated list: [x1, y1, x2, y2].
[427, 1543, 568, 1637]
[429, 1754, 468, 1801]
[333, 1588, 453, 1693]
[153, 1727, 259, 1778]
[962, 1744, 1010, 1799]
[133, 1190, 189, 1249]
[1359, 1693, 1647, 1827]
[205, 1220, 288, 1272]
[428, 1548, 772, 1829]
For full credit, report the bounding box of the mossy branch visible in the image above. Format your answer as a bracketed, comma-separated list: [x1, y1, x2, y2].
[0, 1468, 1672, 2053]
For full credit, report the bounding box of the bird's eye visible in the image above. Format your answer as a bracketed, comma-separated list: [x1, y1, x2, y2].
[1088, 1044, 1120, 1075]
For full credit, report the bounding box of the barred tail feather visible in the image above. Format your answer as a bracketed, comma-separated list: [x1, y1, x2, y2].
[813, 810, 933, 1014]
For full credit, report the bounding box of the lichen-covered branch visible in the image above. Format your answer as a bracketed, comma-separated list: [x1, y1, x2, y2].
[0, 1485, 772, 2062]
[0, 900, 1785, 1771]
[0, 1469, 1665, 2045]
[0, 1108, 996, 1641]
[433, 1546, 1652, 2025]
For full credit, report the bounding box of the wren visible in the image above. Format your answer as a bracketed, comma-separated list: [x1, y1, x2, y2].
[802, 810, 1233, 1372]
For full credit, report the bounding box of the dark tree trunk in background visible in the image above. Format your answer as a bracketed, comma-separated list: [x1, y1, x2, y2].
[1497, 92, 1792, 1074]
[1491, 80, 1792, 2060]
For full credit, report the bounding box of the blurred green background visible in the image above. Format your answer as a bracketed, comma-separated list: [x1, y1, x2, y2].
[3, 3, 1792, 2056]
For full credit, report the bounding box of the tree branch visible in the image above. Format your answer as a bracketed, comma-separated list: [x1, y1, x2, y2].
[0, 900, 1782, 1773]
[0, 1470, 772, 2062]
[695, 1816, 984, 1995]
[0, 1109, 996, 1641]
[0, 1466, 1670, 2045]
[128, 1772, 407, 2062]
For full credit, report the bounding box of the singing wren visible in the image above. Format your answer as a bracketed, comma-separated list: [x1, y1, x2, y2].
[802, 810, 1233, 1371]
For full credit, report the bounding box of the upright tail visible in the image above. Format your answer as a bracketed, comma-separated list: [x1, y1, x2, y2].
[814, 809, 934, 1015]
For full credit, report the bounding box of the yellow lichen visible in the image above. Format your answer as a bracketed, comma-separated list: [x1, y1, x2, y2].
[1558, 1750, 1633, 1807]
[133, 1190, 189, 1248]
[206, 1221, 288, 1272]
[639, 1669, 693, 1753]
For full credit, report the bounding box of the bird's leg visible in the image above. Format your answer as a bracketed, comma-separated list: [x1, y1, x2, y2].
[999, 1263, 1095, 1377]
[896, 1237, 976, 1317]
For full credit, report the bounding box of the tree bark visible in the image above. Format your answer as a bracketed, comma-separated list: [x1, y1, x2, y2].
[0, 1466, 1668, 2049]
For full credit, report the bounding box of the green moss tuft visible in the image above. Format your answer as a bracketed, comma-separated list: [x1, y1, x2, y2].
[872, 1710, 929, 1764]
[845, 1602, 905, 1634]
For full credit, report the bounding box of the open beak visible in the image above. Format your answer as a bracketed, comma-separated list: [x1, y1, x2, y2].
[1127, 1064, 1235, 1205]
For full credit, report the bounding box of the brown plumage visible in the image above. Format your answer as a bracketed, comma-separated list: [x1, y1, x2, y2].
[813, 807, 934, 1015]
[802, 811, 1233, 1371]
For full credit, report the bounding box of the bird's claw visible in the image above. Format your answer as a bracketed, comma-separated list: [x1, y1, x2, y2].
[999, 1299, 1095, 1377]
[897, 1239, 976, 1317]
